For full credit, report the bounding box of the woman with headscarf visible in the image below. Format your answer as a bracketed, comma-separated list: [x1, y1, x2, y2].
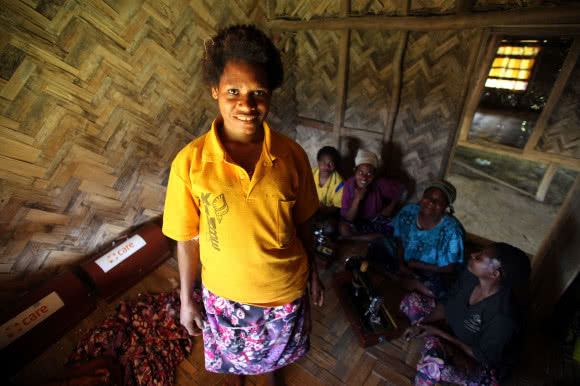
[338, 149, 404, 240]
[368, 180, 464, 299]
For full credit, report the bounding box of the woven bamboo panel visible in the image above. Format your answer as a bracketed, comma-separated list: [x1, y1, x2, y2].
[274, 0, 340, 20]
[537, 60, 580, 159]
[0, 0, 295, 289]
[392, 29, 479, 197]
[344, 30, 399, 134]
[295, 30, 340, 124]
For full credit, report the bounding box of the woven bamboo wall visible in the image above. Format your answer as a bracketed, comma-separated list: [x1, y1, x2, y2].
[344, 30, 398, 134]
[0, 0, 298, 296]
[537, 60, 580, 159]
[295, 30, 340, 124]
[392, 29, 479, 194]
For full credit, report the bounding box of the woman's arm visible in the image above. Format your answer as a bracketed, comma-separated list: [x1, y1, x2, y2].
[177, 239, 203, 335]
[342, 194, 363, 221]
[296, 218, 324, 307]
[408, 260, 457, 273]
[418, 325, 475, 359]
[380, 199, 399, 217]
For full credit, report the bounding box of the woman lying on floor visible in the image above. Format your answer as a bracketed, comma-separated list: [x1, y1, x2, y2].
[402, 242, 531, 385]
[367, 180, 464, 300]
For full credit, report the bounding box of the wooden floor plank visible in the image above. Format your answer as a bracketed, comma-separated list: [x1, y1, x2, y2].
[345, 352, 377, 386]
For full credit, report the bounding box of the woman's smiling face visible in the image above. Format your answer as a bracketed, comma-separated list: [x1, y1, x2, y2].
[212, 60, 271, 139]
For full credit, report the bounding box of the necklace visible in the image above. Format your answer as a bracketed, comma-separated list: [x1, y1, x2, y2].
[416, 216, 423, 230]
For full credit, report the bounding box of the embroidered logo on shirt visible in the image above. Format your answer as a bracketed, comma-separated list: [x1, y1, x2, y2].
[201, 192, 228, 251]
[464, 313, 482, 333]
[212, 194, 229, 223]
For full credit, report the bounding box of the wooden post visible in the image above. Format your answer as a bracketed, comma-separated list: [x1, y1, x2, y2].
[524, 37, 580, 153]
[383, 0, 410, 145]
[334, 0, 351, 148]
[535, 163, 558, 202]
[457, 34, 499, 143]
[443, 28, 487, 178]
[530, 175, 580, 322]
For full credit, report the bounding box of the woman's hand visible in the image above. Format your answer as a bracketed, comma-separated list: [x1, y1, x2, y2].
[403, 325, 422, 341]
[180, 298, 204, 336]
[353, 186, 368, 202]
[416, 324, 442, 338]
[399, 264, 414, 277]
[310, 271, 325, 307]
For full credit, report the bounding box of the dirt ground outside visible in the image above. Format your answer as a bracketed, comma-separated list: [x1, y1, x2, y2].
[447, 173, 558, 255]
[445, 146, 578, 255]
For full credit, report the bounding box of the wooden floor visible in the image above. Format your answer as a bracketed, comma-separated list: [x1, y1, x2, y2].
[8, 240, 579, 385]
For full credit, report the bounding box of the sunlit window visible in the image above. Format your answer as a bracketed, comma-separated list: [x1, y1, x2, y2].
[485, 40, 541, 91]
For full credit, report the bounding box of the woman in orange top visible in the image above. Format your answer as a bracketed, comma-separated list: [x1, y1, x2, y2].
[162, 25, 324, 385]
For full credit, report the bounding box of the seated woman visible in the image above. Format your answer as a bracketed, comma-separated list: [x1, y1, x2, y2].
[402, 243, 531, 385]
[339, 149, 403, 240]
[369, 181, 464, 299]
[312, 146, 344, 234]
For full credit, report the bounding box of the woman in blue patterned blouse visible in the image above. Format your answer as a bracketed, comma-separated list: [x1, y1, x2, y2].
[368, 180, 464, 299]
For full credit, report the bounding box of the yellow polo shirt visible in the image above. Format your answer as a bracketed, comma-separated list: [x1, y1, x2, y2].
[312, 168, 344, 208]
[162, 120, 319, 306]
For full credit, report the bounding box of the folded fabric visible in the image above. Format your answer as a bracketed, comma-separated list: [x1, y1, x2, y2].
[67, 290, 193, 385]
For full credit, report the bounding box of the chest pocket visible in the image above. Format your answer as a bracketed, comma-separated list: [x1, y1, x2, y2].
[277, 200, 296, 248]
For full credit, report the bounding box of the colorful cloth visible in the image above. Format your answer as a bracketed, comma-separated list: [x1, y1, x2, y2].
[393, 204, 464, 267]
[162, 119, 318, 306]
[414, 337, 498, 386]
[201, 286, 309, 375]
[340, 177, 403, 220]
[400, 292, 437, 326]
[67, 291, 193, 385]
[312, 168, 344, 208]
[341, 214, 394, 235]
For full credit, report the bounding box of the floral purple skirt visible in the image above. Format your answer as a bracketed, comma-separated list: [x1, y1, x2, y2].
[415, 337, 498, 386]
[200, 286, 310, 375]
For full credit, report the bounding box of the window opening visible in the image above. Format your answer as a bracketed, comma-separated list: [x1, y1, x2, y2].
[485, 40, 541, 91]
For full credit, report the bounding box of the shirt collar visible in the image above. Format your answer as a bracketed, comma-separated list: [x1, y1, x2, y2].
[201, 118, 286, 165]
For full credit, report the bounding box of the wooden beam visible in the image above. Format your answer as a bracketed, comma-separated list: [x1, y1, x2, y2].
[297, 116, 383, 139]
[457, 139, 580, 171]
[443, 28, 488, 178]
[296, 116, 332, 132]
[458, 34, 499, 142]
[453, 160, 537, 199]
[535, 163, 558, 202]
[267, 7, 580, 31]
[334, 30, 350, 144]
[524, 37, 580, 153]
[530, 175, 580, 321]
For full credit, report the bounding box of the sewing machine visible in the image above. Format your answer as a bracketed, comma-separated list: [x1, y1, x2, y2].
[333, 256, 407, 347]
